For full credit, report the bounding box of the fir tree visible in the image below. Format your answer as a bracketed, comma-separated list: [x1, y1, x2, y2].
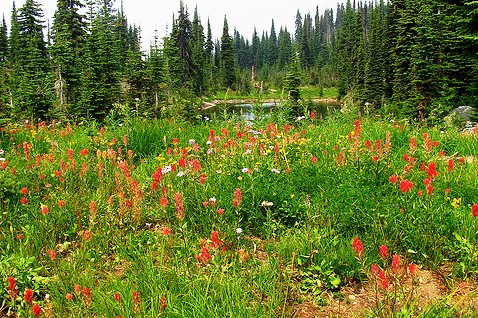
[220, 16, 235, 89]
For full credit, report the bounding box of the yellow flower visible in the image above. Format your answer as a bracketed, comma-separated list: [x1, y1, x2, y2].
[238, 176, 243, 181]
[451, 197, 462, 208]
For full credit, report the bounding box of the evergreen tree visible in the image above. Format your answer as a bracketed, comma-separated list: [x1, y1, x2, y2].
[14, 0, 52, 118]
[0, 16, 8, 121]
[50, 0, 86, 113]
[267, 20, 278, 66]
[277, 27, 292, 69]
[79, 0, 120, 119]
[191, 6, 205, 95]
[146, 29, 164, 115]
[364, 2, 386, 108]
[284, 49, 302, 116]
[0, 16, 7, 63]
[351, 9, 366, 105]
[220, 16, 235, 88]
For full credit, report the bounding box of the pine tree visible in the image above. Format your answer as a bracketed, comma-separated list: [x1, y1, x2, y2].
[0, 16, 7, 63]
[284, 49, 302, 116]
[0, 16, 8, 122]
[278, 27, 292, 69]
[220, 16, 235, 89]
[146, 29, 164, 115]
[351, 9, 366, 105]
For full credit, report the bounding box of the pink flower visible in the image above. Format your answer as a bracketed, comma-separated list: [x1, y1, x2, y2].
[47, 249, 57, 260]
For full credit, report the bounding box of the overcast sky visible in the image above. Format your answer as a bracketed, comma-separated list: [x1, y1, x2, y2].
[2, 0, 345, 48]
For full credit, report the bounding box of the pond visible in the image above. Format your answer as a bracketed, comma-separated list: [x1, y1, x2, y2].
[200, 99, 340, 122]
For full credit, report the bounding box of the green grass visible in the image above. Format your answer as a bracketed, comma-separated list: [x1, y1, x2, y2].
[0, 112, 477, 317]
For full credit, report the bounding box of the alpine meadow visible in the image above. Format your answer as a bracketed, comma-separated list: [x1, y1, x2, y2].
[1, 0, 478, 317]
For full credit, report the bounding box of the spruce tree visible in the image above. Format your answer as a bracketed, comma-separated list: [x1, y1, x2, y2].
[14, 0, 52, 119]
[191, 6, 205, 95]
[50, 0, 86, 113]
[267, 20, 278, 66]
[220, 16, 235, 89]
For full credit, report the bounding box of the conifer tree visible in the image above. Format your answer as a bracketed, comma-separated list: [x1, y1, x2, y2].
[191, 6, 205, 95]
[278, 27, 292, 69]
[220, 16, 235, 89]
[267, 20, 278, 66]
[14, 0, 52, 118]
[50, 0, 86, 113]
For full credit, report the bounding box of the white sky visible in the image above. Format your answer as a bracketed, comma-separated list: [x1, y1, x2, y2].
[2, 0, 345, 49]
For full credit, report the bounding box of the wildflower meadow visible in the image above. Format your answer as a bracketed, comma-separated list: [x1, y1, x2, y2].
[1, 111, 477, 317]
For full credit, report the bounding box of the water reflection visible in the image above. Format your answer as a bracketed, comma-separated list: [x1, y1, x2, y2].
[201, 100, 339, 122]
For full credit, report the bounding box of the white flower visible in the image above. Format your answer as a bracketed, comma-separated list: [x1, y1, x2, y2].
[271, 168, 280, 174]
[261, 201, 273, 207]
[177, 171, 184, 177]
[206, 140, 213, 145]
[242, 168, 249, 173]
[188, 139, 196, 145]
[245, 149, 252, 154]
[236, 228, 243, 234]
[297, 116, 306, 121]
[0, 149, 4, 155]
[162, 166, 172, 174]
[207, 148, 214, 155]
[216, 169, 222, 174]
[0, 158, 5, 162]
[269, 146, 274, 149]
[209, 197, 216, 203]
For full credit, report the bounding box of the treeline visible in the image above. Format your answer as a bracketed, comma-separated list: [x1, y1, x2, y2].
[0, 0, 477, 122]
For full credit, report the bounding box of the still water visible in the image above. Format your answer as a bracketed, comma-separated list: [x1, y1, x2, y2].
[201, 100, 339, 122]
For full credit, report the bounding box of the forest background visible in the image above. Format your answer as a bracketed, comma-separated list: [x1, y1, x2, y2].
[0, 0, 477, 122]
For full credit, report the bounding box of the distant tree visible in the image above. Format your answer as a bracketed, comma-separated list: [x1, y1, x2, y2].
[267, 20, 278, 66]
[277, 27, 292, 69]
[50, 0, 86, 113]
[191, 6, 205, 95]
[14, 0, 53, 119]
[79, 0, 120, 119]
[220, 16, 235, 88]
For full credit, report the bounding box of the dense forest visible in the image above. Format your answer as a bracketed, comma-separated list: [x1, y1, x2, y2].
[0, 0, 477, 122]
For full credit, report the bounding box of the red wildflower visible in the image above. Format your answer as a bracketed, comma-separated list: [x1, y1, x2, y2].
[133, 291, 140, 308]
[199, 173, 207, 184]
[472, 204, 478, 218]
[41, 205, 48, 216]
[160, 296, 167, 310]
[24, 288, 34, 304]
[74, 284, 81, 294]
[203, 201, 209, 208]
[83, 287, 92, 306]
[21, 187, 28, 196]
[371, 264, 379, 277]
[83, 230, 91, 241]
[448, 158, 455, 172]
[352, 237, 364, 258]
[459, 157, 465, 164]
[196, 247, 212, 264]
[311, 155, 318, 163]
[174, 192, 185, 221]
[66, 293, 73, 301]
[47, 249, 57, 260]
[217, 208, 224, 215]
[57, 200, 66, 207]
[162, 227, 171, 236]
[427, 162, 438, 179]
[372, 155, 379, 162]
[80, 148, 89, 156]
[114, 292, 121, 302]
[310, 111, 316, 120]
[211, 231, 222, 248]
[426, 184, 434, 196]
[417, 190, 423, 197]
[32, 304, 41, 317]
[423, 178, 432, 186]
[123, 135, 128, 146]
[21, 197, 28, 205]
[233, 188, 242, 207]
[409, 137, 417, 153]
[379, 245, 388, 260]
[160, 196, 168, 207]
[403, 153, 409, 161]
[392, 254, 401, 271]
[378, 270, 389, 289]
[389, 175, 398, 184]
[399, 180, 413, 193]
[408, 263, 418, 276]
